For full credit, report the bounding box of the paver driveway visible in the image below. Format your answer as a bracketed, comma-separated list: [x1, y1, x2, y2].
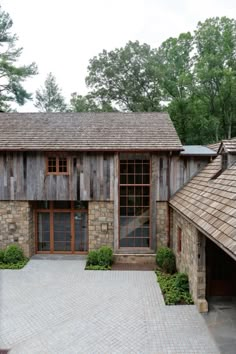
[0, 258, 219, 354]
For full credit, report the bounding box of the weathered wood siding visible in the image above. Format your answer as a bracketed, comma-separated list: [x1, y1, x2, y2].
[0, 152, 114, 201]
[151, 153, 211, 201]
[0, 151, 210, 202]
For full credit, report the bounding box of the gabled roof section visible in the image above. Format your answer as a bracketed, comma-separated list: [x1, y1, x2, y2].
[170, 156, 236, 259]
[181, 145, 216, 156]
[217, 138, 236, 154]
[207, 142, 221, 152]
[0, 112, 183, 151]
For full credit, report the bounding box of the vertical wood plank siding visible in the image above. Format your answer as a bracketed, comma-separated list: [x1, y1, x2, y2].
[0, 152, 209, 201]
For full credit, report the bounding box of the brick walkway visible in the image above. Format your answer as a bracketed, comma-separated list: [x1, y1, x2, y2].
[0, 259, 219, 354]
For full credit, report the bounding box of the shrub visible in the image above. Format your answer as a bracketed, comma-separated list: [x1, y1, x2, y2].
[156, 247, 176, 274]
[86, 246, 113, 269]
[174, 273, 189, 292]
[87, 250, 99, 266]
[156, 271, 193, 305]
[98, 246, 113, 267]
[0, 249, 5, 262]
[3, 244, 25, 264]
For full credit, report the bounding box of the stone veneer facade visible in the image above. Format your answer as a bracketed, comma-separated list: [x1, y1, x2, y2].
[156, 201, 169, 248]
[0, 201, 34, 257]
[88, 201, 114, 250]
[171, 209, 208, 312]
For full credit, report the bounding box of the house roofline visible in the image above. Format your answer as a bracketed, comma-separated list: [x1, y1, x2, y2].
[169, 204, 236, 261]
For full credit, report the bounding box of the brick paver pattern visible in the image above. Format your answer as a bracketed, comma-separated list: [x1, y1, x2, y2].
[0, 259, 219, 354]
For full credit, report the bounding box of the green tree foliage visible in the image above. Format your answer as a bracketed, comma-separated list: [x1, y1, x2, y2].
[70, 92, 115, 112]
[0, 6, 37, 111]
[157, 32, 194, 143]
[86, 41, 162, 112]
[34, 72, 67, 112]
[194, 17, 236, 140]
[83, 17, 236, 144]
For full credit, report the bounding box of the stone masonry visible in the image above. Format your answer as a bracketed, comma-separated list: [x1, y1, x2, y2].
[0, 201, 34, 257]
[171, 209, 208, 312]
[156, 201, 169, 248]
[88, 201, 114, 250]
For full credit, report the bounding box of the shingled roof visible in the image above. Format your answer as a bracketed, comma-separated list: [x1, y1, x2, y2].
[0, 112, 182, 151]
[218, 138, 236, 154]
[170, 156, 236, 260]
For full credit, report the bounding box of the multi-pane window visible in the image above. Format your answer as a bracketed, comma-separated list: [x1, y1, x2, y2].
[119, 155, 150, 248]
[47, 156, 68, 174]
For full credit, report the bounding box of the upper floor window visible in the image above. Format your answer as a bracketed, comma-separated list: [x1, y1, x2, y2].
[47, 156, 68, 175]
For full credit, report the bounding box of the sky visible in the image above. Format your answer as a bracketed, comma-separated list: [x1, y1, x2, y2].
[2, 0, 236, 111]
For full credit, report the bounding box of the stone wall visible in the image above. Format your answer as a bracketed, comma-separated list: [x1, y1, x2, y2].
[88, 201, 114, 250]
[171, 209, 207, 312]
[0, 201, 34, 257]
[156, 201, 169, 248]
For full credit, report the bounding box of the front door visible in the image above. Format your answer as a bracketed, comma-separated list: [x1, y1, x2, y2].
[53, 212, 71, 251]
[36, 201, 88, 254]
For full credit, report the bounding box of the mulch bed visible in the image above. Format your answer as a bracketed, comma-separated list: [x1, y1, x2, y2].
[111, 263, 156, 271]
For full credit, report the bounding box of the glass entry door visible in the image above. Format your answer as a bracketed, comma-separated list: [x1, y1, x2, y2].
[36, 201, 88, 253]
[54, 213, 71, 251]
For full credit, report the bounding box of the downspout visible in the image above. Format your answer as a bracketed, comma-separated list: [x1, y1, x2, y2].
[167, 151, 171, 247]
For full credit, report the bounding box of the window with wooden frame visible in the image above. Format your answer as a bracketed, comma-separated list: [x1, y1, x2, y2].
[177, 226, 182, 253]
[47, 156, 69, 175]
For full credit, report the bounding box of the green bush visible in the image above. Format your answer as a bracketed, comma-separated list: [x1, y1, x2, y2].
[156, 247, 176, 274]
[174, 273, 189, 292]
[3, 244, 25, 264]
[87, 250, 99, 266]
[0, 259, 28, 269]
[156, 270, 193, 305]
[0, 249, 5, 262]
[86, 246, 113, 269]
[98, 246, 113, 267]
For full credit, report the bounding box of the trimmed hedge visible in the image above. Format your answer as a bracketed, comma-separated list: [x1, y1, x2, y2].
[86, 246, 113, 270]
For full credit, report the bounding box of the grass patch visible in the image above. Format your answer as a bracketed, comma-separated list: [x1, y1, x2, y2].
[156, 270, 193, 305]
[0, 258, 29, 269]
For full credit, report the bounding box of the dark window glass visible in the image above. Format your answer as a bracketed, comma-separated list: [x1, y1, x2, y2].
[119, 155, 150, 248]
[53, 201, 71, 209]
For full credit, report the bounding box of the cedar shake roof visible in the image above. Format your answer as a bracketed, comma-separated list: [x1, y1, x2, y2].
[207, 142, 220, 152]
[0, 112, 182, 151]
[218, 138, 236, 154]
[170, 156, 236, 259]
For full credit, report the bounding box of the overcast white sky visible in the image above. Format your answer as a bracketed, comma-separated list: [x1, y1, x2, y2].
[2, 0, 236, 111]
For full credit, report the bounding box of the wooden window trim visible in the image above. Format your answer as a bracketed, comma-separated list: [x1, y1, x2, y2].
[46, 155, 69, 175]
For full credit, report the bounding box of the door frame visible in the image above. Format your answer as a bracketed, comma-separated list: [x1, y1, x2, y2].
[34, 201, 88, 254]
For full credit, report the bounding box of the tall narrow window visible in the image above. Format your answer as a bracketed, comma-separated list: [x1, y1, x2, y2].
[119, 154, 150, 248]
[177, 226, 182, 253]
[47, 156, 69, 175]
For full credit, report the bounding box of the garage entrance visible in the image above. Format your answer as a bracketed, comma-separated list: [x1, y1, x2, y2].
[35, 201, 88, 254]
[206, 238, 236, 297]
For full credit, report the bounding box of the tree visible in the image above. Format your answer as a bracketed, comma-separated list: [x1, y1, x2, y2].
[69, 92, 115, 112]
[34, 72, 67, 112]
[86, 41, 162, 112]
[157, 32, 194, 143]
[194, 17, 236, 140]
[0, 6, 37, 111]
